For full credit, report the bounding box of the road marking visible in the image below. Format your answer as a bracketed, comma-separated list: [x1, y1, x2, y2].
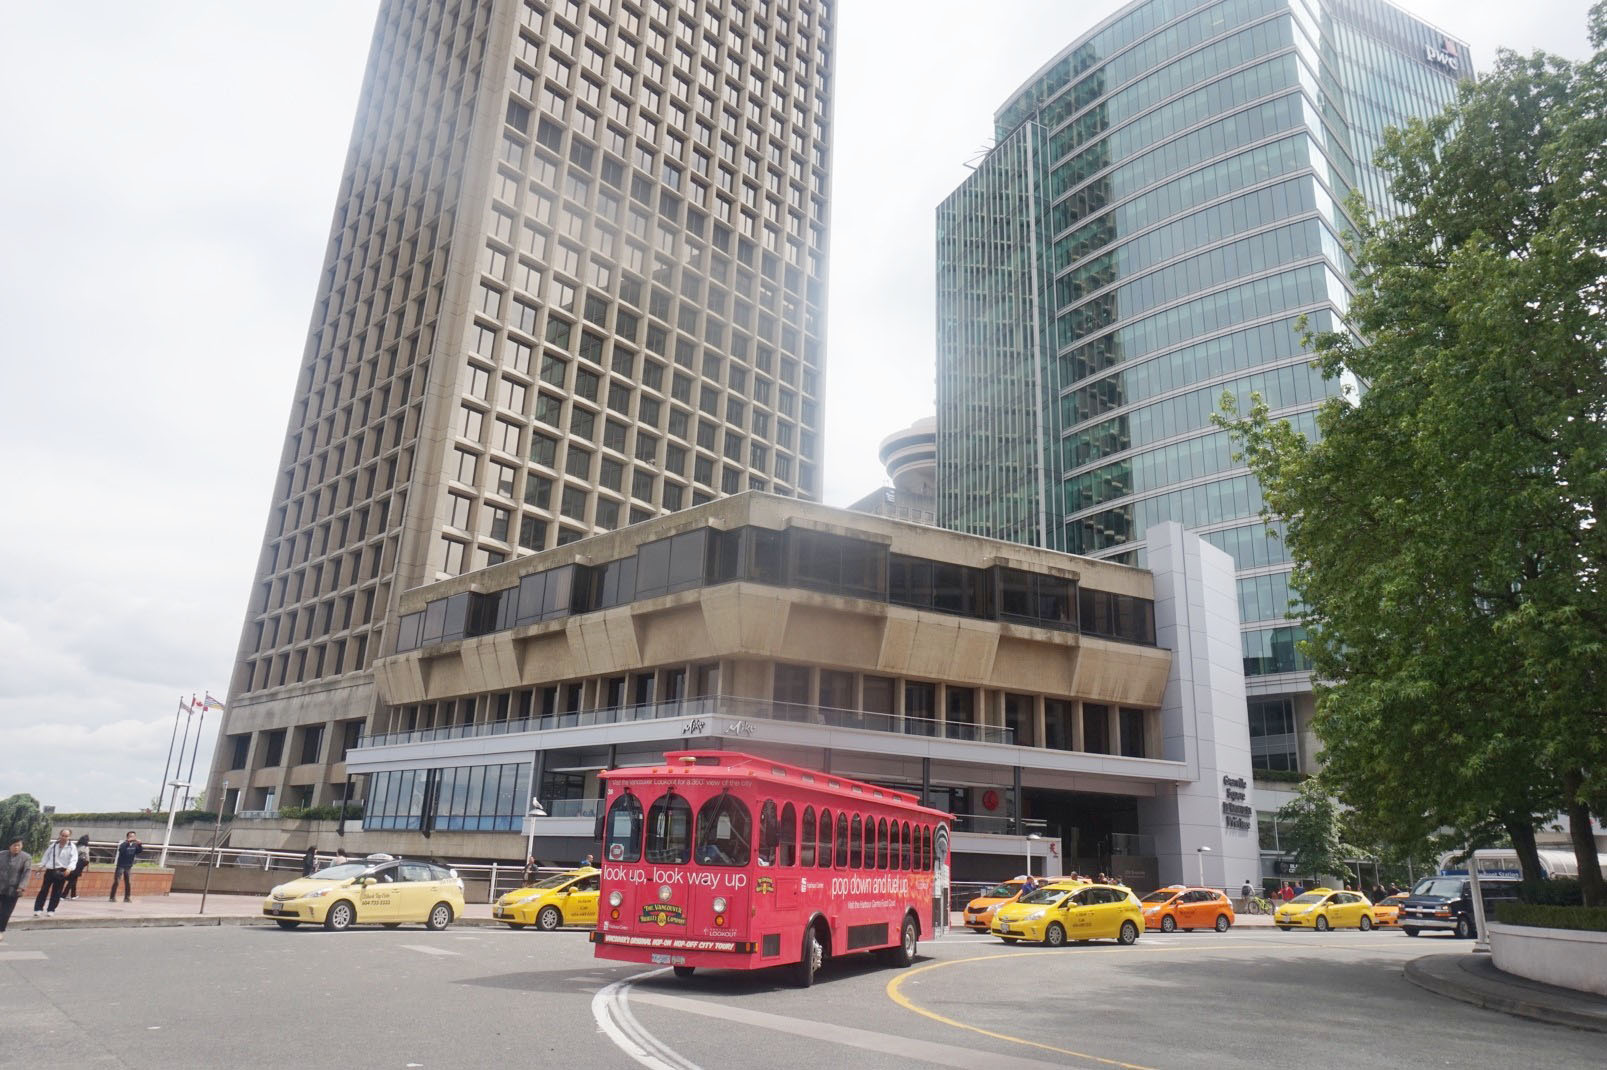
[0, 951, 47, 961]
[629, 988, 1070, 1069]
[593, 968, 701, 1070]
[400, 944, 460, 956]
[887, 952, 1158, 1070]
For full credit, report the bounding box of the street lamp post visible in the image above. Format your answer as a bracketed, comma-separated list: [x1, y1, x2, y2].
[158, 780, 191, 868]
[199, 780, 226, 915]
[1196, 845, 1212, 888]
[1024, 832, 1042, 879]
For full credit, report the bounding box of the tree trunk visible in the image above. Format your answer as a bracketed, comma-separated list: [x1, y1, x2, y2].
[1562, 769, 1603, 907]
[1503, 816, 1543, 883]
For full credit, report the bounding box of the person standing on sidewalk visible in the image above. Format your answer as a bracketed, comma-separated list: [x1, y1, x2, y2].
[110, 831, 142, 902]
[1, 838, 31, 941]
[63, 834, 91, 899]
[300, 846, 318, 877]
[33, 829, 77, 917]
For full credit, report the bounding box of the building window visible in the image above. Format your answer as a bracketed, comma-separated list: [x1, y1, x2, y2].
[1248, 696, 1299, 771]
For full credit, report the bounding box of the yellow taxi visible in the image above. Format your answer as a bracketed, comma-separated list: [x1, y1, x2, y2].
[1141, 885, 1237, 932]
[493, 867, 600, 930]
[263, 856, 465, 931]
[1273, 887, 1375, 931]
[963, 877, 1031, 932]
[991, 882, 1143, 947]
[1372, 893, 1409, 927]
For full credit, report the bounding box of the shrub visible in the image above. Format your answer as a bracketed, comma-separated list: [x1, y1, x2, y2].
[277, 804, 363, 821]
[1518, 878, 1583, 907]
[1252, 769, 1309, 784]
[1492, 902, 1607, 932]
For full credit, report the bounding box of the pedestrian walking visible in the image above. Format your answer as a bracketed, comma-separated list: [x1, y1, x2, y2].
[63, 834, 92, 899]
[524, 854, 539, 885]
[581, 853, 595, 869]
[1, 837, 31, 942]
[110, 831, 142, 902]
[33, 829, 77, 917]
[300, 846, 319, 877]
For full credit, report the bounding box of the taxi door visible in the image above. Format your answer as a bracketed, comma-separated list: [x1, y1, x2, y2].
[1063, 889, 1098, 936]
[398, 862, 441, 920]
[356, 864, 403, 921]
[1337, 892, 1365, 927]
[1175, 890, 1202, 928]
[566, 872, 600, 925]
[1095, 888, 1129, 938]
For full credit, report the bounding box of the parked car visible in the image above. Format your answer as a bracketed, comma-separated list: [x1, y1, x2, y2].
[991, 883, 1143, 947]
[1273, 888, 1374, 931]
[493, 867, 600, 930]
[962, 877, 1034, 933]
[1141, 885, 1236, 932]
[1398, 876, 1519, 938]
[1371, 893, 1410, 927]
[263, 858, 464, 931]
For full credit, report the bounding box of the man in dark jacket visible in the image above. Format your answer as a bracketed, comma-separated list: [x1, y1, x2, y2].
[110, 831, 142, 902]
[1, 838, 31, 941]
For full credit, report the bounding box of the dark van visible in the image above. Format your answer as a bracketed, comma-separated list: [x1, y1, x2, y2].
[1398, 876, 1520, 938]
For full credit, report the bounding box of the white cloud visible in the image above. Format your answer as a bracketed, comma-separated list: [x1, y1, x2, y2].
[0, 0, 1594, 809]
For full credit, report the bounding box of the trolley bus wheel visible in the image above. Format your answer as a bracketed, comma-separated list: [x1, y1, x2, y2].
[881, 914, 918, 967]
[793, 925, 823, 988]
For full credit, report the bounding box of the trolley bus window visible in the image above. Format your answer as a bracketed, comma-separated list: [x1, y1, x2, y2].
[878, 818, 889, 869]
[801, 806, 817, 866]
[819, 808, 833, 869]
[779, 802, 797, 866]
[605, 791, 644, 863]
[695, 792, 751, 866]
[902, 821, 912, 869]
[758, 800, 778, 866]
[646, 792, 693, 864]
[836, 812, 850, 868]
[850, 815, 863, 868]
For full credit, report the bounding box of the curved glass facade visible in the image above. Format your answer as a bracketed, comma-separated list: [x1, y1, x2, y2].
[937, 0, 1467, 688]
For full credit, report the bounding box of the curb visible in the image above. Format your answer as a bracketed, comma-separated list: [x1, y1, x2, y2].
[1404, 955, 1607, 1033]
[8, 913, 520, 933]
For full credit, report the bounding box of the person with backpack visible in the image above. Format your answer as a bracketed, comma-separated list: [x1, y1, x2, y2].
[63, 835, 91, 899]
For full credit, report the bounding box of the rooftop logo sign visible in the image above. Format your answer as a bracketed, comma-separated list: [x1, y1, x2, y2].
[1425, 37, 1459, 73]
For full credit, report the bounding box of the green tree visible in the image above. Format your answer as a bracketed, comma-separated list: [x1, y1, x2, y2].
[1220, 5, 1607, 904]
[0, 793, 53, 854]
[1276, 778, 1358, 882]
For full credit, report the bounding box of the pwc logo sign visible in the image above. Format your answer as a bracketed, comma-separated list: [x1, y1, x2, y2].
[1424, 36, 1459, 73]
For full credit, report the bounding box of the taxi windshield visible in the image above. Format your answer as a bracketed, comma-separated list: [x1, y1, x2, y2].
[1017, 886, 1071, 906]
[1290, 892, 1327, 905]
[1141, 890, 1177, 904]
[979, 882, 1019, 898]
[308, 864, 367, 881]
[527, 872, 578, 890]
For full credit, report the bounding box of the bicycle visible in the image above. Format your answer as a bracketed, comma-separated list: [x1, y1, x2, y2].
[1245, 896, 1273, 915]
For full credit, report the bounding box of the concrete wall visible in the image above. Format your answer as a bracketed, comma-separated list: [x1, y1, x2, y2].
[1489, 922, 1607, 997]
[1138, 522, 1258, 889]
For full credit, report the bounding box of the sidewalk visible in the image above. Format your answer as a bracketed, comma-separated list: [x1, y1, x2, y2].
[1406, 952, 1607, 1033]
[2, 892, 507, 932]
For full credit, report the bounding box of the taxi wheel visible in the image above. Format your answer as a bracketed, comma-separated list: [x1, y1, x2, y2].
[275, 920, 299, 930]
[1160, 915, 1177, 934]
[1315, 915, 1331, 932]
[536, 906, 562, 932]
[673, 965, 696, 978]
[426, 902, 453, 931]
[1043, 923, 1067, 948]
[1359, 915, 1373, 932]
[323, 901, 355, 932]
[1215, 914, 1231, 933]
[1118, 921, 1139, 946]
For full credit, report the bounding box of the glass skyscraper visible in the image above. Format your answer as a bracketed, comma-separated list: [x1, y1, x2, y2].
[936, 0, 1467, 786]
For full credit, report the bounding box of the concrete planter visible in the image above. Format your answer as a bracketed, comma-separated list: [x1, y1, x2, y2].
[1488, 921, 1607, 997]
[69, 867, 174, 898]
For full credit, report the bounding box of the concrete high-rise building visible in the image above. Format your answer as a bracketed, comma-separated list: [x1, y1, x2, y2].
[207, 0, 836, 817]
[934, 0, 1468, 874]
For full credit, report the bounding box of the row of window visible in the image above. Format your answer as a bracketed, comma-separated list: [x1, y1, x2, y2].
[395, 523, 1158, 653]
[604, 790, 939, 872]
[363, 763, 532, 832]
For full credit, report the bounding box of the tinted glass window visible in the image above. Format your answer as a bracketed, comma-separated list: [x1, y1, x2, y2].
[747, 527, 784, 583]
[421, 598, 448, 642]
[666, 530, 708, 592]
[757, 800, 778, 866]
[441, 592, 471, 641]
[817, 808, 832, 869]
[835, 812, 850, 867]
[694, 793, 751, 866]
[778, 803, 796, 867]
[889, 554, 933, 608]
[849, 815, 863, 868]
[800, 806, 816, 866]
[605, 792, 643, 863]
[645, 793, 692, 864]
[635, 538, 673, 598]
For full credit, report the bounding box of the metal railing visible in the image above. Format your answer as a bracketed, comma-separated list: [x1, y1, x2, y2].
[359, 695, 1015, 749]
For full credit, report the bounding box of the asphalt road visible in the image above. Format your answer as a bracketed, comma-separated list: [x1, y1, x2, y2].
[1, 923, 1597, 1069]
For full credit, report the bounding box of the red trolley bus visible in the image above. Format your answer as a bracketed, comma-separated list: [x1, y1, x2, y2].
[590, 750, 952, 986]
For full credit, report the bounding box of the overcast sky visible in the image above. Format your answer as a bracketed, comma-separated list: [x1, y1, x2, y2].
[0, 1, 1593, 813]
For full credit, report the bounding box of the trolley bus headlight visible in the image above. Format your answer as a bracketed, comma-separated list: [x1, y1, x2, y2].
[609, 891, 623, 907]
[712, 896, 728, 914]
[658, 885, 673, 902]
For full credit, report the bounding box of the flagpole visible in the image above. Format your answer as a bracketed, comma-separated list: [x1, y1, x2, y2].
[173, 698, 196, 814]
[184, 705, 207, 810]
[159, 698, 184, 813]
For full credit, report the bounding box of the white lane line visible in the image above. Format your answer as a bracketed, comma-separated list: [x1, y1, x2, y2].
[593, 968, 701, 1070]
[629, 988, 1068, 1070]
[400, 944, 460, 956]
[0, 951, 47, 961]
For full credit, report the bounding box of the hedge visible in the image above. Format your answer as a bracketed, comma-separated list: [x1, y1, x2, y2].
[1518, 878, 1583, 907]
[50, 811, 219, 827]
[1492, 902, 1607, 933]
[1252, 769, 1309, 784]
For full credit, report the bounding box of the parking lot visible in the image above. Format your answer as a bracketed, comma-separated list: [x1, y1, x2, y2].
[3, 922, 1600, 1069]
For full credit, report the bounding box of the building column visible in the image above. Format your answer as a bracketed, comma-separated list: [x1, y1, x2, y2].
[1011, 765, 1023, 836]
[1108, 706, 1121, 757]
[934, 682, 947, 736]
[1071, 699, 1085, 752]
[1033, 694, 1046, 751]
